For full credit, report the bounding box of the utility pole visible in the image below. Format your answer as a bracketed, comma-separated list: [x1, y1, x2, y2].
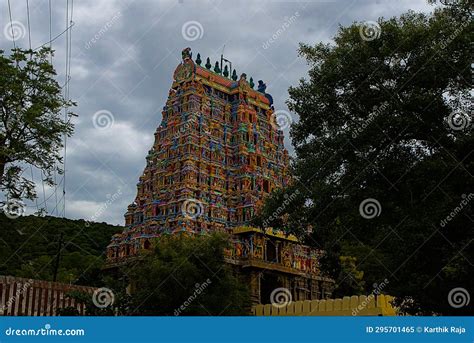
[52, 232, 64, 282]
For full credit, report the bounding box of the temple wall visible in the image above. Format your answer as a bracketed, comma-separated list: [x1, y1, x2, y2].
[0, 275, 96, 316]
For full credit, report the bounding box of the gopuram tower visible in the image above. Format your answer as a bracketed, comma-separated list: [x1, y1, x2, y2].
[107, 48, 334, 304]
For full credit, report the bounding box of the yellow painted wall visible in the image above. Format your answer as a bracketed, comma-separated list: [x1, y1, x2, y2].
[253, 294, 397, 316]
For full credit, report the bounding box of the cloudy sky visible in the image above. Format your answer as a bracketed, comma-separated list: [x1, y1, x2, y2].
[1, 0, 437, 225]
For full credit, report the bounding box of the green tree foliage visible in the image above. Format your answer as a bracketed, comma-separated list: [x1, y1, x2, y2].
[0, 48, 75, 203]
[0, 213, 122, 286]
[125, 233, 251, 315]
[258, 3, 472, 315]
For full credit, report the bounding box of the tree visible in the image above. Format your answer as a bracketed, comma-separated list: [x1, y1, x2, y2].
[258, 2, 472, 315]
[125, 233, 251, 315]
[0, 47, 74, 205]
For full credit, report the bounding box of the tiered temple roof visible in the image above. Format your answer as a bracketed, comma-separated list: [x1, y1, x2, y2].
[107, 48, 290, 262]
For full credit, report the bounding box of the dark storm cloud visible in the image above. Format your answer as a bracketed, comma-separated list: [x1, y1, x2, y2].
[1, 0, 435, 224]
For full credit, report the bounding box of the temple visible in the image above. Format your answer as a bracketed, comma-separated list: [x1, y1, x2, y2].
[106, 48, 334, 304]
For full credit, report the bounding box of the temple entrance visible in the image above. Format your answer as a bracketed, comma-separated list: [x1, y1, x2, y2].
[265, 240, 277, 263]
[260, 273, 283, 305]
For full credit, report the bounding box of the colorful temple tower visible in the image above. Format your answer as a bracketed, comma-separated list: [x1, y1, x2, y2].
[106, 48, 333, 304]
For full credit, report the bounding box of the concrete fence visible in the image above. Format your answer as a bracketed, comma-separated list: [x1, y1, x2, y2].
[253, 294, 397, 316]
[0, 275, 97, 316]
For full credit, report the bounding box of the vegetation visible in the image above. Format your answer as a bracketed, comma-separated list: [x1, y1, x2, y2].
[0, 213, 122, 286]
[125, 233, 251, 316]
[59, 233, 251, 316]
[0, 47, 74, 205]
[256, 2, 472, 315]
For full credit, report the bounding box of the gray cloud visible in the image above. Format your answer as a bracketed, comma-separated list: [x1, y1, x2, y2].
[1, 0, 436, 224]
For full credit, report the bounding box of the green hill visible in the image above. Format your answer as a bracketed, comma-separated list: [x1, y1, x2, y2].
[0, 213, 123, 286]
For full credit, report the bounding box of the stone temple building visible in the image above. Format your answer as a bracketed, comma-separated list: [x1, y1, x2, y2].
[106, 48, 334, 305]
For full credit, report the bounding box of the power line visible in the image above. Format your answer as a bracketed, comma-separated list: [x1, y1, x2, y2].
[7, 0, 16, 49]
[26, 0, 32, 50]
[32, 21, 75, 51]
[62, 0, 74, 218]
